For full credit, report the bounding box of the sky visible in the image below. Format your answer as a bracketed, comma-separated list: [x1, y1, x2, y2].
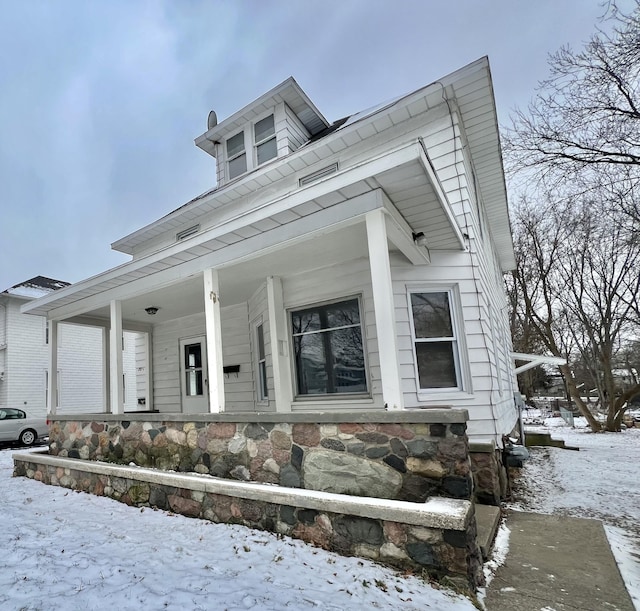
[0, 0, 632, 291]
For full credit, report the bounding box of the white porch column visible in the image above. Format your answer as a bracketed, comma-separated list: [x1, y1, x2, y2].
[266, 276, 293, 412]
[144, 331, 154, 410]
[203, 268, 225, 413]
[47, 320, 58, 416]
[365, 209, 404, 410]
[102, 326, 110, 413]
[109, 300, 124, 414]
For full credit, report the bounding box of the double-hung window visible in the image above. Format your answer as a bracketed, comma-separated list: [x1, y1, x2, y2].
[256, 322, 268, 401]
[410, 289, 462, 390]
[227, 131, 247, 179]
[291, 297, 367, 396]
[254, 114, 277, 166]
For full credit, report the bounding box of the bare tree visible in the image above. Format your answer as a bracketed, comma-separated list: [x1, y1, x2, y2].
[510, 195, 640, 432]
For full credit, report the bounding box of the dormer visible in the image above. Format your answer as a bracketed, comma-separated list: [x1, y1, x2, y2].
[195, 77, 330, 187]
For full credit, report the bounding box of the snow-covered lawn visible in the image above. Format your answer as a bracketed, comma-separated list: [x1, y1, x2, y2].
[0, 446, 475, 611]
[510, 415, 640, 609]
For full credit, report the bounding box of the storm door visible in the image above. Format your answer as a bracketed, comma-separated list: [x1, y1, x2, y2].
[179, 336, 209, 413]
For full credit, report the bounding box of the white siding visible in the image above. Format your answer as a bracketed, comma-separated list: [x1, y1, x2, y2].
[282, 258, 384, 412]
[0, 298, 106, 418]
[151, 305, 255, 413]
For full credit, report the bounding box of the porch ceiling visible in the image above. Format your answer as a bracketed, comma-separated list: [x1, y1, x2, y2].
[69, 223, 372, 325]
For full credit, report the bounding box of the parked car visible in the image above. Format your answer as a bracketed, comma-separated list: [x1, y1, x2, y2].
[0, 408, 48, 446]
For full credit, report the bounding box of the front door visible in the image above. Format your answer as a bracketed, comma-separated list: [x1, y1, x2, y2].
[180, 337, 209, 413]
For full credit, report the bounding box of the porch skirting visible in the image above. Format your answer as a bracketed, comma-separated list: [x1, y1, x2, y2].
[13, 450, 483, 591]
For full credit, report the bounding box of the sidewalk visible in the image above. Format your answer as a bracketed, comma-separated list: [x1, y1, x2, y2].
[484, 510, 634, 611]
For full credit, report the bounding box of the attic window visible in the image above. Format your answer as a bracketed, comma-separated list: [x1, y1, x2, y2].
[299, 163, 339, 187]
[227, 131, 247, 179]
[254, 114, 277, 165]
[176, 225, 200, 241]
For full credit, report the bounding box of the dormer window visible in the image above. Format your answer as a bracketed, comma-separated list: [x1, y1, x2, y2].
[227, 131, 247, 179]
[254, 114, 277, 165]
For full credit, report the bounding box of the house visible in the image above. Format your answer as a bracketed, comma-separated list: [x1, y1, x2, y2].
[0, 276, 141, 419]
[22, 57, 518, 495]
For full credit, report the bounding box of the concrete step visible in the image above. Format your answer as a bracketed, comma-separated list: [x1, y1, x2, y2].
[475, 503, 501, 560]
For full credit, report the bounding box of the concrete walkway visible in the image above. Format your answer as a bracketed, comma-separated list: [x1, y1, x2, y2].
[485, 511, 634, 611]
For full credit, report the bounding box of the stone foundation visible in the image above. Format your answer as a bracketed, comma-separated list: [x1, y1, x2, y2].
[13, 451, 483, 591]
[47, 411, 473, 503]
[469, 443, 508, 505]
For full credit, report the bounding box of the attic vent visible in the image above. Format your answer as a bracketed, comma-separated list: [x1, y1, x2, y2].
[176, 225, 200, 241]
[299, 163, 339, 187]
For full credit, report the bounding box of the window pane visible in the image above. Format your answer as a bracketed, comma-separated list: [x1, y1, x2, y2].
[292, 309, 321, 334]
[411, 292, 453, 338]
[257, 323, 265, 359]
[326, 299, 360, 327]
[294, 332, 326, 394]
[185, 371, 204, 396]
[228, 153, 247, 179]
[330, 327, 366, 393]
[294, 326, 365, 395]
[259, 361, 268, 399]
[227, 131, 245, 157]
[184, 344, 202, 369]
[416, 341, 458, 388]
[254, 115, 275, 142]
[256, 137, 277, 165]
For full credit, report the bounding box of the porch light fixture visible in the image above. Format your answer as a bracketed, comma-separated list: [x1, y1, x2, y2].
[145, 306, 159, 316]
[412, 232, 428, 247]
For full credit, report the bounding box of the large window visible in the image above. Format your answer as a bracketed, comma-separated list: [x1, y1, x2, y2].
[410, 290, 462, 390]
[254, 114, 277, 165]
[291, 297, 366, 396]
[227, 131, 247, 179]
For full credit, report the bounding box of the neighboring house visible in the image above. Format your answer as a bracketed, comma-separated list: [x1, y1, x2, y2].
[0, 276, 140, 418]
[22, 57, 519, 448]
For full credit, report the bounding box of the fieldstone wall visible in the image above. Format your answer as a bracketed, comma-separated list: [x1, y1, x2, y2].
[47, 414, 473, 503]
[469, 448, 507, 506]
[13, 454, 483, 591]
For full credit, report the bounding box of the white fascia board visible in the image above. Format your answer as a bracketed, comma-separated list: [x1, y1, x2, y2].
[416, 138, 466, 249]
[44, 190, 384, 322]
[512, 352, 567, 375]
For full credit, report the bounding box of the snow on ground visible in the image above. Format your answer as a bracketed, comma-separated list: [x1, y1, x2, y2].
[510, 414, 640, 609]
[0, 447, 476, 611]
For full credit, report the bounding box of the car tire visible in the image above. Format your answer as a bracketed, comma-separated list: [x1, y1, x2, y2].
[19, 429, 37, 446]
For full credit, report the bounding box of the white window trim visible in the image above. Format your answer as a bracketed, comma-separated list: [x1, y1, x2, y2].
[406, 284, 471, 398]
[288, 294, 371, 401]
[253, 113, 277, 168]
[226, 129, 248, 180]
[252, 316, 269, 405]
[224, 109, 278, 182]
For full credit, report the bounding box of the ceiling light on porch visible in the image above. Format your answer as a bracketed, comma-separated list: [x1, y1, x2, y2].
[412, 232, 428, 247]
[145, 306, 159, 316]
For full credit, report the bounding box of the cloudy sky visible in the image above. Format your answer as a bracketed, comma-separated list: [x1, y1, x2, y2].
[0, 0, 627, 291]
